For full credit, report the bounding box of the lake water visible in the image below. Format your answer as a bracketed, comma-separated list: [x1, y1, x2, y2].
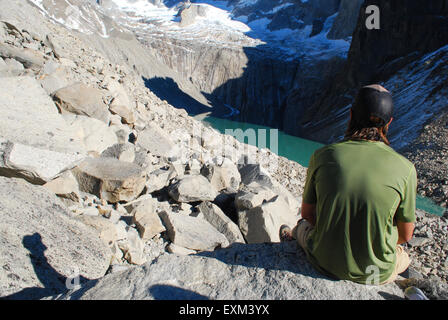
[202, 116, 446, 217]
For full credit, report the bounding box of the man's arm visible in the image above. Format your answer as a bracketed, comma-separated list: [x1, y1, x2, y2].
[395, 166, 417, 245]
[302, 202, 316, 227]
[396, 220, 414, 245]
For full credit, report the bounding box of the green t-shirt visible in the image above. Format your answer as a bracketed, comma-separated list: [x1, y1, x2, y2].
[302, 140, 417, 284]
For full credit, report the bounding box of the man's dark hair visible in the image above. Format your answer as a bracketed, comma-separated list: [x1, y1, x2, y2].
[344, 115, 391, 145]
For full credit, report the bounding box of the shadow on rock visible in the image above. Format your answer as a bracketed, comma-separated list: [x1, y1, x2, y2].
[197, 241, 332, 281]
[148, 284, 209, 300]
[2, 233, 90, 300]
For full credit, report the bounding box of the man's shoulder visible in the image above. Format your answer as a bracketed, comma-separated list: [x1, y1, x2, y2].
[376, 142, 416, 172]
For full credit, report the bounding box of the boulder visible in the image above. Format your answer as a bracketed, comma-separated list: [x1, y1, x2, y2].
[0, 177, 111, 299]
[131, 198, 166, 240]
[39, 66, 70, 95]
[53, 242, 405, 300]
[196, 202, 245, 244]
[168, 175, 218, 203]
[72, 157, 146, 203]
[0, 42, 44, 69]
[43, 170, 80, 202]
[77, 215, 118, 247]
[158, 211, 229, 251]
[0, 76, 85, 154]
[146, 167, 176, 193]
[238, 164, 300, 214]
[136, 124, 179, 158]
[117, 227, 146, 265]
[238, 195, 300, 244]
[105, 80, 136, 124]
[0, 139, 84, 184]
[52, 83, 110, 123]
[201, 158, 241, 193]
[234, 183, 276, 211]
[100, 143, 135, 163]
[63, 114, 118, 155]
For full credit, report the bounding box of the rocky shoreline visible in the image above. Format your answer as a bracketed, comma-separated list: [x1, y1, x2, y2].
[401, 111, 448, 209]
[0, 0, 446, 300]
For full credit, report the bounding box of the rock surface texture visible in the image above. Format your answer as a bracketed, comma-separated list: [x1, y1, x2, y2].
[0, 177, 111, 299]
[51, 242, 405, 300]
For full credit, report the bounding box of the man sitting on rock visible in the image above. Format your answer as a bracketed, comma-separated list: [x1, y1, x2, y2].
[280, 84, 417, 285]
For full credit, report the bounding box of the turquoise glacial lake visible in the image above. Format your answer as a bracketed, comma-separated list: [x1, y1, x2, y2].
[203, 116, 446, 217]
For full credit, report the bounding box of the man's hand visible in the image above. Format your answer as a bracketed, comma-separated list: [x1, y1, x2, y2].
[301, 202, 316, 227]
[397, 220, 415, 244]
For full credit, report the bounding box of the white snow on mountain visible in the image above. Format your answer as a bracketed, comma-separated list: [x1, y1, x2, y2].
[106, 0, 350, 59]
[27, 0, 351, 60]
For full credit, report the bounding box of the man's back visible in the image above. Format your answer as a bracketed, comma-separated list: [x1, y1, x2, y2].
[303, 140, 417, 284]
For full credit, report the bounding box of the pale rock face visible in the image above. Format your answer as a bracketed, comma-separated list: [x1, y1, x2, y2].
[0, 76, 85, 154]
[72, 157, 147, 203]
[0, 139, 85, 184]
[131, 198, 166, 240]
[158, 210, 229, 251]
[196, 202, 245, 244]
[63, 114, 118, 155]
[0, 177, 111, 299]
[52, 83, 111, 123]
[238, 195, 300, 244]
[53, 242, 405, 300]
[168, 175, 218, 203]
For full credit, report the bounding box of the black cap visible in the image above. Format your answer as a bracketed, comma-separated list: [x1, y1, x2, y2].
[351, 85, 394, 127]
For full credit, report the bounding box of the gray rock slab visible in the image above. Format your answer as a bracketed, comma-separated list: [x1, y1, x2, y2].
[0, 139, 85, 184]
[0, 76, 85, 154]
[52, 83, 110, 123]
[52, 242, 406, 300]
[0, 177, 111, 299]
